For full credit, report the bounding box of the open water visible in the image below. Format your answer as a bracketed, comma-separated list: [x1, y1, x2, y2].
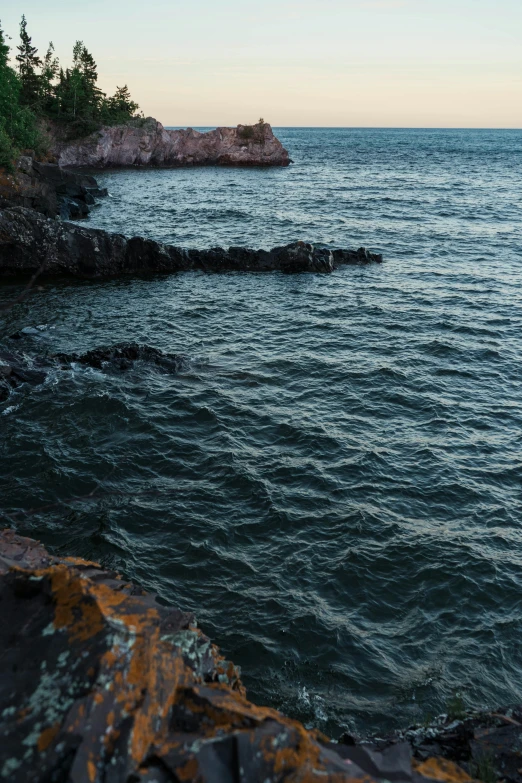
[1, 128, 522, 737]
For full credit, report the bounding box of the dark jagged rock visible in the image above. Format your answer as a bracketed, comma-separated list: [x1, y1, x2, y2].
[0, 206, 382, 279]
[406, 708, 522, 781]
[0, 529, 475, 783]
[351, 706, 522, 783]
[0, 343, 186, 402]
[54, 343, 187, 373]
[0, 156, 107, 220]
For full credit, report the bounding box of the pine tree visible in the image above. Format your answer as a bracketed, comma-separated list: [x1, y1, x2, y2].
[15, 15, 42, 107]
[0, 20, 9, 67]
[40, 42, 59, 109]
[0, 18, 40, 168]
[79, 44, 105, 117]
[104, 85, 139, 122]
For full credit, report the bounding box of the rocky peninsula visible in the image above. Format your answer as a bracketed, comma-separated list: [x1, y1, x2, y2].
[50, 118, 290, 168]
[1, 528, 518, 783]
[0, 206, 382, 279]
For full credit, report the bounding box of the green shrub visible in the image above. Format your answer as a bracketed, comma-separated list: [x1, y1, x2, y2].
[238, 125, 255, 140]
[0, 126, 16, 170]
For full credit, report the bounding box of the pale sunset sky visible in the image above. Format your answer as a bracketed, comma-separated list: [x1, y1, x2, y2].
[2, 0, 521, 128]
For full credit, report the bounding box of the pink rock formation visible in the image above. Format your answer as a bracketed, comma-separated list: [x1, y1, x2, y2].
[52, 118, 290, 168]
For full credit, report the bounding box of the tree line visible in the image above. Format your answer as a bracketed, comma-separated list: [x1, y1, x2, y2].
[0, 15, 141, 168]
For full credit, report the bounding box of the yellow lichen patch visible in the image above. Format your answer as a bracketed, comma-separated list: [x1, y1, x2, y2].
[37, 722, 61, 752]
[413, 757, 474, 783]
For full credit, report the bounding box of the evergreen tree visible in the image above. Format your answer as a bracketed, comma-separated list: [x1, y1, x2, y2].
[0, 19, 40, 168]
[104, 85, 139, 123]
[0, 20, 9, 67]
[1, 15, 141, 161]
[40, 42, 59, 109]
[53, 41, 105, 122]
[15, 15, 41, 107]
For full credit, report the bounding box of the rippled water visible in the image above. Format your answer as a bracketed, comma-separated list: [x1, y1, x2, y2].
[1, 129, 522, 737]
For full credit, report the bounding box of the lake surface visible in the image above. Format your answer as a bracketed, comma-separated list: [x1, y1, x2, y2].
[1, 128, 522, 737]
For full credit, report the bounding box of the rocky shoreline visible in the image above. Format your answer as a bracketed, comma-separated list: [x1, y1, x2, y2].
[0, 147, 383, 280]
[1, 528, 518, 783]
[0, 154, 108, 221]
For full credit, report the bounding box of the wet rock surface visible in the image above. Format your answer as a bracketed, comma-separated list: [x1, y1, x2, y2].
[0, 346, 49, 402]
[398, 708, 522, 782]
[0, 156, 107, 220]
[54, 342, 188, 372]
[0, 529, 481, 783]
[0, 342, 187, 402]
[0, 206, 382, 279]
[51, 118, 290, 168]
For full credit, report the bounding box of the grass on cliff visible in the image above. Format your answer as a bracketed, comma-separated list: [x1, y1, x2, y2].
[238, 118, 267, 142]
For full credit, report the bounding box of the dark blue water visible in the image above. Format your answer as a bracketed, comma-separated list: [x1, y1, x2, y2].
[1, 129, 522, 737]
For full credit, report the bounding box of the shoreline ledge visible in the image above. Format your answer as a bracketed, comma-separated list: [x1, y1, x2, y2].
[50, 117, 291, 168]
[0, 207, 383, 278]
[0, 528, 515, 783]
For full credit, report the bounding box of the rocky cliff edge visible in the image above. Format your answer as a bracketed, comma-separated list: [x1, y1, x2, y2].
[0, 528, 490, 783]
[51, 118, 290, 168]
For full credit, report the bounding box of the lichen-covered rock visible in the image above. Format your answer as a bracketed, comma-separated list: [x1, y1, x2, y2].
[52, 119, 290, 168]
[0, 529, 479, 783]
[0, 207, 382, 279]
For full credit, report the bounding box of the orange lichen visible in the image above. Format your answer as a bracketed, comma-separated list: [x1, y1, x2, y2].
[63, 556, 101, 568]
[413, 757, 474, 783]
[17, 706, 31, 721]
[6, 551, 381, 783]
[176, 758, 199, 781]
[37, 722, 61, 752]
[129, 640, 187, 764]
[87, 759, 97, 782]
[46, 566, 105, 642]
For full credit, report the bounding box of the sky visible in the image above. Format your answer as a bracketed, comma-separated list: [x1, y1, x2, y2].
[2, 0, 521, 128]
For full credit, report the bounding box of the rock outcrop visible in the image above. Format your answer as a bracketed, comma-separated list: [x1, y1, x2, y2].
[0, 155, 107, 220]
[0, 343, 188, 403]
[0, 206, 383, 279]
[0, 529, 481, 783]
[52, 118, 290, 168]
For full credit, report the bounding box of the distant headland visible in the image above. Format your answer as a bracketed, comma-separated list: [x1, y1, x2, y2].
[0, 15, 288, 170]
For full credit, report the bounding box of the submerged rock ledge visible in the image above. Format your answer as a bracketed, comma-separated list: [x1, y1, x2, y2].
[0, 207, 382, 278]
[1, 528, 512, 783]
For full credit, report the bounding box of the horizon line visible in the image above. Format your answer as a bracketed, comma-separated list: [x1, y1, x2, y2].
[164, 124, 522, 131]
